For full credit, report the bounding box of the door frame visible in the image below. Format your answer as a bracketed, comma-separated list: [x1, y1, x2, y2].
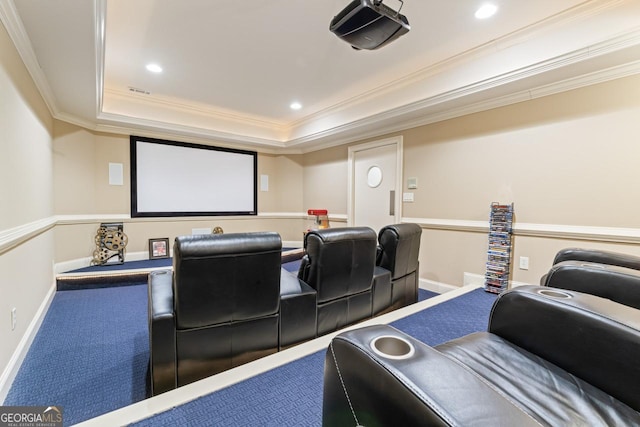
[347, 136, 403, 227]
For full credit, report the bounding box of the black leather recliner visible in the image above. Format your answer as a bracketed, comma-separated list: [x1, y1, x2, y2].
[549, 247, 640, 270]
[148, 232, 315, 396]
[542, 261, 640, 310]
[374, 223, 422, 314]
[298, 227, 378, 336]
[541, 248, 640, 309]
[323, 286, 640, 426]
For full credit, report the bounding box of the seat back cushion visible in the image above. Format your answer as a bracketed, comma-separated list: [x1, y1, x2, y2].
[544, 260, 640, 309]
[489, 286, 640, 413]
[377, 223, 421, 280]
[173, 232, 282, 329]
[553, 247, 640, 270]
[302, 227, 377, 303]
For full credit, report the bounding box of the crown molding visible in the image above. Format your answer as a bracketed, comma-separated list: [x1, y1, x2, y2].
[103, 89, 285, 131]
[288, 28, 640, 152]
[91, 50, 640, 156]
[95, 111, 287, 152]
[0, 0, 59, 117]
[88, 0, 640, 151]
[5, 0, 640, 153]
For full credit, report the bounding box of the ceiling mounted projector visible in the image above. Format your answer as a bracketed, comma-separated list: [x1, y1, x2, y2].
[330, 0, 410, 50]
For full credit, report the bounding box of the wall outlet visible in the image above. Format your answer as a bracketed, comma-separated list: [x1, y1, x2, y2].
[519, 256, 530, 270]
[11, 308, 16, 331]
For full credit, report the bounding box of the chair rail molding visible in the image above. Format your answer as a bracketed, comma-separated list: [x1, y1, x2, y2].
[6, 215, 637, 256]
[403, 217, 640, 244]
[0, 213, 350, 256]
[0, 217, 57, 255]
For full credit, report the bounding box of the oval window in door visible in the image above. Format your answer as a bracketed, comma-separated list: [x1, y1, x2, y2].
[367, 166, 383, 188]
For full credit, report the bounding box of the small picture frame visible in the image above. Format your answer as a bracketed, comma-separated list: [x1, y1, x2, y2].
[149, 238, 170, 259]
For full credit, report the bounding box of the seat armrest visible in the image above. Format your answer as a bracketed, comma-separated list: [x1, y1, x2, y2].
[489, 285, 640, 412]
[543, 260, 640, 309]
[553, 248, 640, 270]
[297, 254, 310, 282]
[148, 270, 176, 395]
[280, 269, 317, 348]
[324, 325, 540, 426]
[376, 244, 383, 264]
[372, 266, 392, 315]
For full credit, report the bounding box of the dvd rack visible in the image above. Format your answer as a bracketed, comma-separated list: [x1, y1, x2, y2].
[484, 202, 514, 294]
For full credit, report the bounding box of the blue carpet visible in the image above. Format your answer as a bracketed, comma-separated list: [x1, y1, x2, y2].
[130, 288, 495, 427]
[418, 288, 438, 301]
[282, 259, 301, 273]
[4, 284, 149, 425]
[5, 283, 491, 426]
[394, 288, 496, 346]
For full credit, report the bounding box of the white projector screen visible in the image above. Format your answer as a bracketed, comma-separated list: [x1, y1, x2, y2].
[130, 136, 257, 217]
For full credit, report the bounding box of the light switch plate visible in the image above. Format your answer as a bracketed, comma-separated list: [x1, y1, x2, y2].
[402, 192, 414, 202]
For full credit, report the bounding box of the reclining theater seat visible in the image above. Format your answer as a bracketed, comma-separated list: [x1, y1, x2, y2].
[550, 247, 640, 270]
[375, 223, 422, 314]
[543, 260, 640, 310]
[540, 247, 640, 285]
[298, 227, 378, 336]
[148, 232, 282, 395]
[323, 286, 640, 426]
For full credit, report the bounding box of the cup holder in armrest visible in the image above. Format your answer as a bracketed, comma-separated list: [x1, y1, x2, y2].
[370, 335, 415, 360]
[537, 289, 572, 299]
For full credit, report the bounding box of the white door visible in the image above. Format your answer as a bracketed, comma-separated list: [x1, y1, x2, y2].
[349, 137, 402, 232]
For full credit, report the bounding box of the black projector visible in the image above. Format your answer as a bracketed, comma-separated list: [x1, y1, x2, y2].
[330, 0, 410, 50]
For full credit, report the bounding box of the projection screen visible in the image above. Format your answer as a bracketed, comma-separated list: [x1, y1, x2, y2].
[130, 136, 257, 217]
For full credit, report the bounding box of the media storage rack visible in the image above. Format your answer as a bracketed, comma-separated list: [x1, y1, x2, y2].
[484, 202, 514, 294]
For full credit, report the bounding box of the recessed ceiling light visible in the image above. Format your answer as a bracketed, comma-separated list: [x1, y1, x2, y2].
[146, 63, 163, 73]
[475, 4, 498, 19]
[290, 102, 302, 110]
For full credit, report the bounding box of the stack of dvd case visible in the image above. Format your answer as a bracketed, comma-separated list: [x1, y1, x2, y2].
[484, 202, 514, 294]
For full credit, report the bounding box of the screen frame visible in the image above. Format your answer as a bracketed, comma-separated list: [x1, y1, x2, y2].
[130, 135, 258, 218]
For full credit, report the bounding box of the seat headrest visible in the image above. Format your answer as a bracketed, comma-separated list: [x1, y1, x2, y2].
[174, 232, 281, 259]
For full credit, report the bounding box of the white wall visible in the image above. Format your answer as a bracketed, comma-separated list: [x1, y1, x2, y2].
[0, 19, 55, 398]
[303, 74, 640, 289]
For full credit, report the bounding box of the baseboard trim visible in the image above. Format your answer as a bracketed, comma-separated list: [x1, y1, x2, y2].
[419, 278, 458, 294]
[463, 271, 533, 290]
[0, 281, 56, 404]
